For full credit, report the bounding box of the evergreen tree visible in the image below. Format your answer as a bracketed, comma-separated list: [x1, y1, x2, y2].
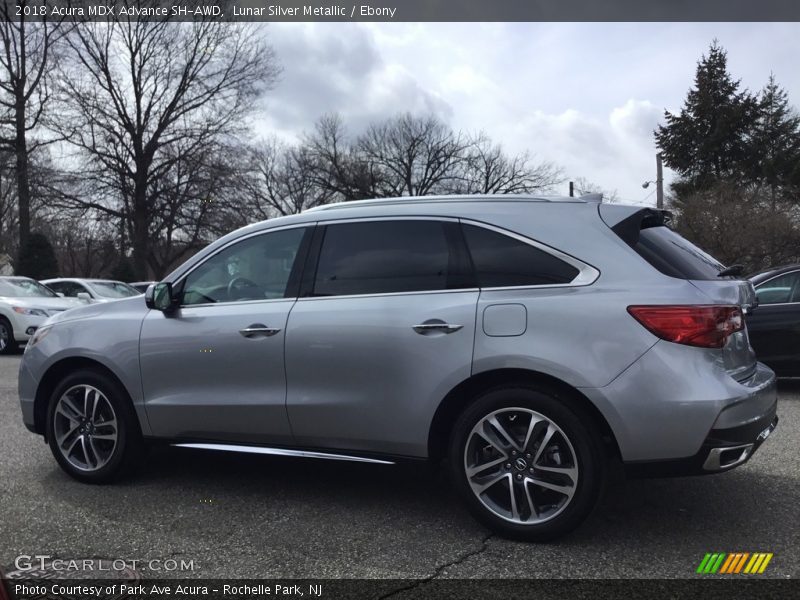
[747, 74, 800, 196]
[655, 41, 759, 195]
[16, 232, 58, 280]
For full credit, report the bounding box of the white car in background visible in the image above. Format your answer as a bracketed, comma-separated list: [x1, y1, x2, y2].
[42, 278, 142, 303]
[0, 276, 83, 354]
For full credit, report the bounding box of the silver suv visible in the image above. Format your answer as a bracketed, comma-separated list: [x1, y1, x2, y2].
[18, 195, 778, 540]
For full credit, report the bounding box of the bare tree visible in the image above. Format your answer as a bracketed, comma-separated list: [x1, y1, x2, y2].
[304, 114, 383, 201]
[452, 134, 563, 194]
[0, 149, 17, 255]
[357, 113, 470, 197]
[0, 5, 63, 251]
[53, 14, 278, 278]
[237, 138, 336, 219]
[672, 180, 800, 272]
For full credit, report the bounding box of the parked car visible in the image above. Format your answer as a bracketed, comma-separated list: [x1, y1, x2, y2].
[747, 264, 800, 376]
[18, 195, 777, 541]
[0, 277, 83, 354]
[129, 281, 157, 294]
[41, 278, 141, 303]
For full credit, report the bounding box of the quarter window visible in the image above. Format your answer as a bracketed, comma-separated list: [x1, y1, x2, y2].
[462, 224, 579, 287]
[181, 227, 306, 305]
[313, 220, 458, 296]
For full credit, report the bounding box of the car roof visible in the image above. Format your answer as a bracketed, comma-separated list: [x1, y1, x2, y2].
[748, 264, 800, 284]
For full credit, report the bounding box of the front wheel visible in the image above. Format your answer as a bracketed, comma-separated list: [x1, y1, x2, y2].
[0, 317, 16, 354]
[449, 386, 606, 541]
[46, 369, 143, 483]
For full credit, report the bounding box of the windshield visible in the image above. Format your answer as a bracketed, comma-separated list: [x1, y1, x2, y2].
[0, 277, 58, 298]
[89, 281, 141, 298]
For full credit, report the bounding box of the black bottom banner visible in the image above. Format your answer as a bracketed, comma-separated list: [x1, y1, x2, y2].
[1, 579, 798, 600]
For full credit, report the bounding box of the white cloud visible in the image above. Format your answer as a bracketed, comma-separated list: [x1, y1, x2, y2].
[252, 22, 800, 203]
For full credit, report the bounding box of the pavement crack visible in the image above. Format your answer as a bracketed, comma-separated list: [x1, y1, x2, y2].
[377, 532, 493, 599]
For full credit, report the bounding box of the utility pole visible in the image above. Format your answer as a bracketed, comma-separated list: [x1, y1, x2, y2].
[656, 152, 664, 209]
[569, 181, 574, 197]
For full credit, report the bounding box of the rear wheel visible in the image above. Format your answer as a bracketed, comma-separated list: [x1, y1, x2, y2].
[46, 369, 143, 483]
[449, 386, 606, 541]
[0, 317, 15, 354]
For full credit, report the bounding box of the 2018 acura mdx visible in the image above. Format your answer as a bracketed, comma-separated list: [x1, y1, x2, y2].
[18, 195, 778, 540]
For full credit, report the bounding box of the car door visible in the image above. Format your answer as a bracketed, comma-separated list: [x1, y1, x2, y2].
[140, 225, 311, 444]
[747, 270, 800, 376]
[285, 218, 479, 457]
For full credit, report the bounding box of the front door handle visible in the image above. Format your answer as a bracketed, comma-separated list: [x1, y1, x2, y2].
[239, 323, 282, 338]
[412, 321, 464, 335]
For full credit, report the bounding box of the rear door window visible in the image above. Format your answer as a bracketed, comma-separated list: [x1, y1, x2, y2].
[461, 224, 579, 287]
[313, 220, 460, 296]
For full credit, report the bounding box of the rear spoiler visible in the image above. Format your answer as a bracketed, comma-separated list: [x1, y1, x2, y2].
[599, 205, 672, 247]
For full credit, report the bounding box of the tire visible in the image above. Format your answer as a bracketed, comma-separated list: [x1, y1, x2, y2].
[449, 385, 606, 541]
[0, 317, 15, 355]
[46, 369, 144, 483]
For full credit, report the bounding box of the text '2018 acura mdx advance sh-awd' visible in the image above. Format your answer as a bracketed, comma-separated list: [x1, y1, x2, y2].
[18, 195, 777, 540]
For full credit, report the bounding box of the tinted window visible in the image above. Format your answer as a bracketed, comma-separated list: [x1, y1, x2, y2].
[634, 226, 724, 280]
[755, 271, 800, 304]
[313, 220, 454, 296]
[462, 224, 579, 287]
[182, 228, 305, 305]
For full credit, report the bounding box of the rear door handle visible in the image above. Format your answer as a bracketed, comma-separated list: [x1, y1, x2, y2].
[412, 322, 463, 335]
[239, 324, 282, 338]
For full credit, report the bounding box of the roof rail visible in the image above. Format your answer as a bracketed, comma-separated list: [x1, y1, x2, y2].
[579, 193, 603, 203]
[303, 194, 583, 213]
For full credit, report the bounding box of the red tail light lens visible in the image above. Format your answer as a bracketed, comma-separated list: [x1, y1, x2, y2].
[627, 305, 743, 348]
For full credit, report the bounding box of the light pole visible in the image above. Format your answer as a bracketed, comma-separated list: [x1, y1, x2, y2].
[641, 152, 664, 209]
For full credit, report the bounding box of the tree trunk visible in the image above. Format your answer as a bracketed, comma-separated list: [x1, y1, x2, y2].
[132, 174, 149, 280]
[15, 97, 30, 251]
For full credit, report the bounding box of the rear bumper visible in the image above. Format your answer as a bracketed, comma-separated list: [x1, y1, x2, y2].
[581, 339, 778, 463]
[625, 409, 778, 478]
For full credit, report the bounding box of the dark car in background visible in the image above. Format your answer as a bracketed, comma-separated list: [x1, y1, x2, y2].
[748, 264, 800, 377]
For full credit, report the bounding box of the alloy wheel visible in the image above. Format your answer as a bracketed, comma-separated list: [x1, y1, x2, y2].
[53, 385, 118, 472]
[464, 408, 579, 524]
[0, 321, 8, 352]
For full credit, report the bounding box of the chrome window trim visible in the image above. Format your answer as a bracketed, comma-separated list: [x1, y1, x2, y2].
[172, 223, 312, 308]
[296, 288, 481, 302]
[172, 215, 599, 306]
[302, 215, 599, 300]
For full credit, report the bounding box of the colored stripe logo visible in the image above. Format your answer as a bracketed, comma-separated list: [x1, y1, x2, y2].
[696, 552, 773, 574]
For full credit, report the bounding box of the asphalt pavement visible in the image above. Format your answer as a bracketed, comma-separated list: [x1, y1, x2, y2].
[1, 353, 798, 580]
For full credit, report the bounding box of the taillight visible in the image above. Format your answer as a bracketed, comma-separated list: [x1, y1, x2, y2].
[627, 305, 743, 349]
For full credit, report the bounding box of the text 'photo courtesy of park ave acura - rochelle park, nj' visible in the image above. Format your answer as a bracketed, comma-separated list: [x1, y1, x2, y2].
[0, 1, 799, 599]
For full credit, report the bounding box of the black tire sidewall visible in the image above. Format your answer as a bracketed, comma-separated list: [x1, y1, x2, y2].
[449, 386, 606, 542]
[46, 369, 141, 483]
[0, 317, 15, 355]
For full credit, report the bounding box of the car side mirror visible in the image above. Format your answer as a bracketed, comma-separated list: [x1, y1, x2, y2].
[76, 292, 91, 301]
[146, 282, 178, 312]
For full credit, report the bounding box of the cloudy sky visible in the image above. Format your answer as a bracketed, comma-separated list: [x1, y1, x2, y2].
[251, 22, 800, 204]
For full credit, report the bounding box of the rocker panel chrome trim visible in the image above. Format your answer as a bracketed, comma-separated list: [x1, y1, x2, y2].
[172, 442, 395, 464]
